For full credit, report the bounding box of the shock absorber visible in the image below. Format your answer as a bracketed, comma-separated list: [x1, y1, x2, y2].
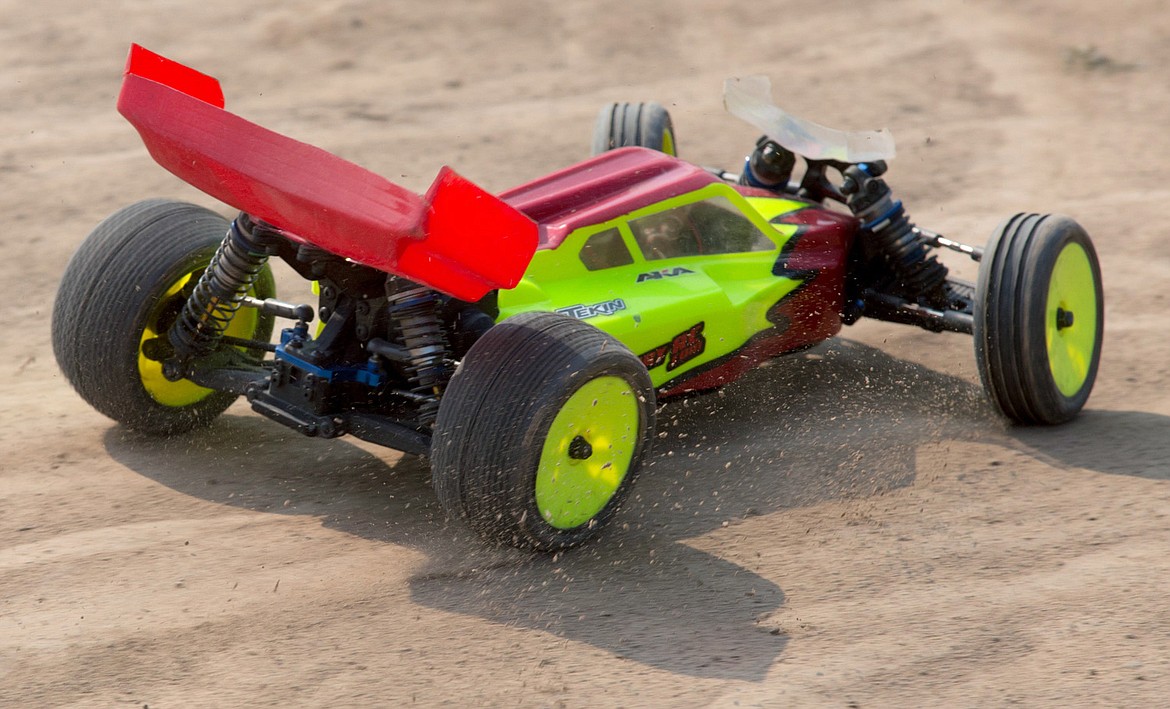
[738, 136, 796, 191]
[841, 162, 950, 307]
[384, 278, 450, 425]
[166, 213, 276, 375]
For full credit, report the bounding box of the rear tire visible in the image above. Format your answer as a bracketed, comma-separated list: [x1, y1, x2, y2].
[52, 200, 276, 435]
[591, 101, 677, 156]
[974, 213, 1103, 424]
[431, 312, 656, 550]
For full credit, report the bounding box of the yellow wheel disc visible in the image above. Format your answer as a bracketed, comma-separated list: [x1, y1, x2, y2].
[535, 376, 640, 529]
[1045, 242, 1098, 397]
[661, 128, 677, 156]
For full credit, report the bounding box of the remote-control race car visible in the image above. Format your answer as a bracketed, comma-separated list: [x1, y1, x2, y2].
[52, 46, 1104, 550]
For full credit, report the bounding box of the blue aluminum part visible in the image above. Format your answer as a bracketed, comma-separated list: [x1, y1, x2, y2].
[862, 199, 903, 231]
[275, 327, 384, 387]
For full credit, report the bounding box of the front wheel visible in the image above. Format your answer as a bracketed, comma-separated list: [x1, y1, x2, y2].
[52, 200, 276, 435]
[590, 102, 677, 157]
[974, 213, 1103, 424]
[431, 312, 656, 550]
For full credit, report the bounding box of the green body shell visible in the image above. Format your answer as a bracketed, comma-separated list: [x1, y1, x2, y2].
[498, 183, 810, 390]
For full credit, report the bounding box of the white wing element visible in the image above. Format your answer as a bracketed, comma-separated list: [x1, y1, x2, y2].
[723, 75, 896, 163]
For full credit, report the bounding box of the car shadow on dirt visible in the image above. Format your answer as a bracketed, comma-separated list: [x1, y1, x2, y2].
[103, 336, 1054, 681]
[1006, 408, 1170, 481]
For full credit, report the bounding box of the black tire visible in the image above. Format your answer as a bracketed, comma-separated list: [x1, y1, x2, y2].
[431, 311, 656, 550]
[974, 213, 1103, 425]
[52, 199, 276, 435]
[590, 101, 677, 156]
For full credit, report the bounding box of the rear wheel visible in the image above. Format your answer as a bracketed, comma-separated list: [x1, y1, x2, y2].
[52, 200, 275, 435]
[591, 101, 677, 156]
[431, 311, 656, 550]
[974, 213, 1103, 424]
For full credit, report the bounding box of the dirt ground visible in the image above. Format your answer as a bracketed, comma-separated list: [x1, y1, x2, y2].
[3, 0, 1170, 706]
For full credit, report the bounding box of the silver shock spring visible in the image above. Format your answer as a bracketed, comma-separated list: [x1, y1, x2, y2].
[167, 213, 274, 371]
[385, 280, 450, 425]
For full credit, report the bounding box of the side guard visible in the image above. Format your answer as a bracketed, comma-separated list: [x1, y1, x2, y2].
[116, 44, 537, 301]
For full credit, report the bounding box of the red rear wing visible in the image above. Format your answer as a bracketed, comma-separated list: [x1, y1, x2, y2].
[116, 44, 537, 301]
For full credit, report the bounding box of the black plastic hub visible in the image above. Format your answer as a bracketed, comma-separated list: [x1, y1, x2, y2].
[568, 435, 593, 460]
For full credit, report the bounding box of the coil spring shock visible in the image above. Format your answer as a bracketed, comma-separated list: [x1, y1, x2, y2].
[167, 213, 275, 371]
[385, 280, 450, 425]
[842, 163, 949, 306]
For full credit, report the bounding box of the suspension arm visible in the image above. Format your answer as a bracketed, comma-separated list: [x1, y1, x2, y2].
[863, 290, 974, 334]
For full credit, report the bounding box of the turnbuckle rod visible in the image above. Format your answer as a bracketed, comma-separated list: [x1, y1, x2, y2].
[913, 227, 984, 262]
[241, 295, 315, 323]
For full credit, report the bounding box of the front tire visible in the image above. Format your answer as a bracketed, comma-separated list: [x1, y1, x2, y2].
[591, 102, 677, 157]
[974, 213, 1103, 424]
[431, 312, 656, 550]
[52, 200, 276, 435]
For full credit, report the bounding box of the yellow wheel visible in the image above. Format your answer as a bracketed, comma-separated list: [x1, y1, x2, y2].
[432, 312, 656, 550]
[52, 200, 275, 435]
[974, 213, 1103, 424]
[591, 102, 678, 157]
[534, 375, 641, 530]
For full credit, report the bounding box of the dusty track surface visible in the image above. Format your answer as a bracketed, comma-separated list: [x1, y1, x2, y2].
[4, 1, 1170, 705]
